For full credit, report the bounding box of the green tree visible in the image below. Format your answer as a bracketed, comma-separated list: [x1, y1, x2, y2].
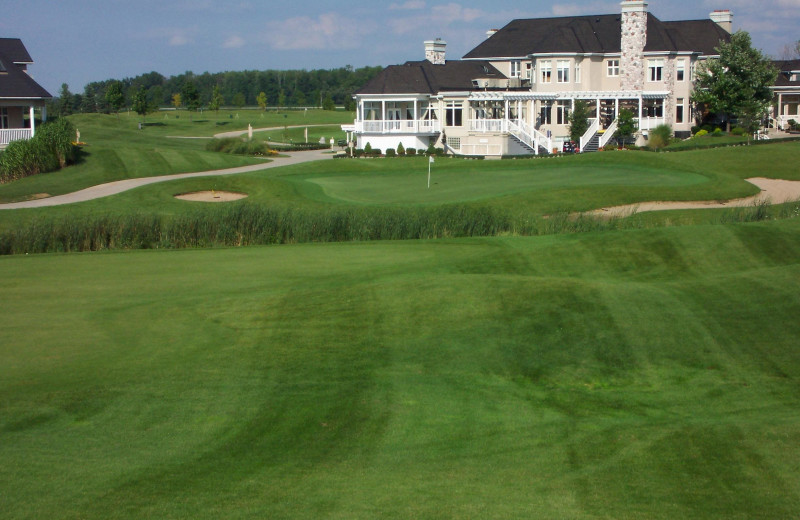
[181, 80, 201, 118]
[131, 86, 150, 121]
[322, 93, 335, 111]
[614, 109, 638, 147]
[209, 85, 224, 114]
[105, 81, 125, 118]
[277, 90, 286, 108]
[567, 100, 590, 143]
[692, 31, 778, 132]
[232, 92, 246, 108]
[172, 93, 182, 110]
[256, 91, 267, 111]
[57, 83, 73, 117]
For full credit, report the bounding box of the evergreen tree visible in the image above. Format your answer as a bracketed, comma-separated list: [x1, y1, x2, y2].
[105, 81, 125, 118]
[567, 100, 591, 143]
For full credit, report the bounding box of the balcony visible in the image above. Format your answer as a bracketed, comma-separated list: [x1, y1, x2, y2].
[355, 119, 441, 134]
[469, 119, 508, 133]
[0, 128, 33, 147]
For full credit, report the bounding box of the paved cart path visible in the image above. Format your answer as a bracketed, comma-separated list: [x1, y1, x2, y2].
[0, 148, 332, 210]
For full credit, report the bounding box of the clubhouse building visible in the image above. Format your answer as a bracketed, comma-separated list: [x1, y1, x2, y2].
[345, 0, 789, 156]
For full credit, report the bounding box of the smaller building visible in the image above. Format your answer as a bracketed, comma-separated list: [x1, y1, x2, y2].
[0, 38, 52, 148]
[773, 59, 800, 130]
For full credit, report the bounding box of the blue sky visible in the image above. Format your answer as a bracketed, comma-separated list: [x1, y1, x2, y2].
[2, 0, 798, 95]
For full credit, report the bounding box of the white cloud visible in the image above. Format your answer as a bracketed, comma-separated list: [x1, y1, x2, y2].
[430, 3, 484, 23]
[263, 13, 375, 50]
[223, 35, 246, 49]
[169, 34, 192, 46]
[390, 0, 426, 9]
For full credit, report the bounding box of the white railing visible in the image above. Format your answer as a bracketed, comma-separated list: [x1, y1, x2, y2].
[531, 126, 552, 154]
[0, 128, 33, 145]
[598, 119, 618, 149]
[469, 119, 508, 133]
[778, 115, 799, 130]
[638, 117, 666, 131]
[507, 120, 539, 155]
[579, 118, 599, 152]
[355, 119, 441, 134]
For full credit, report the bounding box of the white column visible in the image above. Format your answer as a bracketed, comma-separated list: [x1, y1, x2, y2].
[29, 106, 36, 137]
[615, 98, 619, 120]
[638, 95, 643, 127]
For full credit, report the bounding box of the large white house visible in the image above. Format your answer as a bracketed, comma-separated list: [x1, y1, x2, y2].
[347, 0, 738, 156]
[0, 38, 51, 148]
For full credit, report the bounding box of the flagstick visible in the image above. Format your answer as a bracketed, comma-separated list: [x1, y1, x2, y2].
[428, 155, 433, 189]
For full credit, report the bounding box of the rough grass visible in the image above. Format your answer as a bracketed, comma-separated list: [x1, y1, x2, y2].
[2, 220, 800, 518]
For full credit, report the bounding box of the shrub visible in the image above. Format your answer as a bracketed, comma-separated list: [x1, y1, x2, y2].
[425, 144, 436, 156]
[364, 142, 373, 155]
[691, 125, 702, 135]
[205, 138, 274, 156]
[406, 148, 416, 156]
[731, 127, 746, 136]
[701, 124, 714, 133]
[354, 148, 364, 157]
[396, 142, 405, 156]
[370, 148, 382, 157]
[694, 129, 709, 138]
[648, 124, 672, 149]
[0, 118, 78, 183]
[712, 128, 724, 137]
[385, 148, 396, 157]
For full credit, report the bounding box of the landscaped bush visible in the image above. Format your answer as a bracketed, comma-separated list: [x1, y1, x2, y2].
[713, 128, 724, 136]
[0, 118, 79, 184]
[647, 124, 673, 149]
[205, 138, 276, 156]
[406, 148, 416, 156]
[397, 142, 405, 156]
[364, 142, 373, 155]
[385, 148, 396, 157]
[694, 129, 709, 137]
[731, 127, 746, 136]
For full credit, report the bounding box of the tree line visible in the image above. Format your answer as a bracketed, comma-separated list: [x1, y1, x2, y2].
[50, 66, 383, 116]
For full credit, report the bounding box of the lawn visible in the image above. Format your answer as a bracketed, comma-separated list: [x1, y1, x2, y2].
[0, 110, 354, 203]
[2, 220, 800, 518]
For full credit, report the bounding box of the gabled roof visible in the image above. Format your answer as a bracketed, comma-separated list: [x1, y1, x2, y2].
[0, 38, 34, 64]
[0, 49, 52, 99]
[357, 60, 505, 95]
[463, 13, 730, 59]
[774, 59, 800, 87]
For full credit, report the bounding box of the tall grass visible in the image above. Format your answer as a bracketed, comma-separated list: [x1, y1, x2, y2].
[0, 119, 78, 183]
[0, 203, 628, 254]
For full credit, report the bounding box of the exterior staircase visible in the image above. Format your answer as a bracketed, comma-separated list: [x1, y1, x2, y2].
[582, 134, 600, 153]
[508, 134, 537, 155]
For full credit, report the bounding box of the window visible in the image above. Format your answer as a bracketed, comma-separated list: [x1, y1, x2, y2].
[446, 101, 462, 127]
[557, 60, 570, 83]
[510, 60, 521, 78]
[447, 137, 461, 150]
[525, 62, 533, 81]
[556, 101, 570, 125]
[607, 59, 620, 77]
[0, 108, 8, 129]
[676, 98, 684, 124]
[541, 61, 552, 83]
[648, 59, 664, 82]
[574, 62, 581, 83]
[676, 59, 685, 82]
[539, 104, 552, 125]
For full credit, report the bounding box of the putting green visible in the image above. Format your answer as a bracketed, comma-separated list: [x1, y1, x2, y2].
[306, 163, 709, 204]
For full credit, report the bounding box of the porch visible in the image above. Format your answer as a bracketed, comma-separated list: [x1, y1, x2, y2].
[0, 104, 47, 147]
[356, 97, 441, 136]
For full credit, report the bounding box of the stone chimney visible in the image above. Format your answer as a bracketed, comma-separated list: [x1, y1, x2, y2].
[710, 10, 733, 33]
[620, 0, 648, 91]
[425, 39, 446, 65]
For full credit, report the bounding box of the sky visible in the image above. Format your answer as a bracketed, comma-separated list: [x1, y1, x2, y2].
[2, 0, 798, 95]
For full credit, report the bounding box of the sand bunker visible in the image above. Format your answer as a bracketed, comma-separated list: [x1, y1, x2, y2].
[174, 191, 248, 202]
[592, 178, 800, 217]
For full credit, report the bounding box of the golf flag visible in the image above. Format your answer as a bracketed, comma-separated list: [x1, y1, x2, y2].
[429, 155, 434, 163]
[427, 155, 433, 188]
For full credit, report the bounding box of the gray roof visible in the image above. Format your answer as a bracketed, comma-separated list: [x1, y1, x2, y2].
[0, 39, 52, 99]
[0, 38, 34, 64]
[774, 59, 800, 87]
[463, 13, 730, 59]
[357, 60, 505, 95]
